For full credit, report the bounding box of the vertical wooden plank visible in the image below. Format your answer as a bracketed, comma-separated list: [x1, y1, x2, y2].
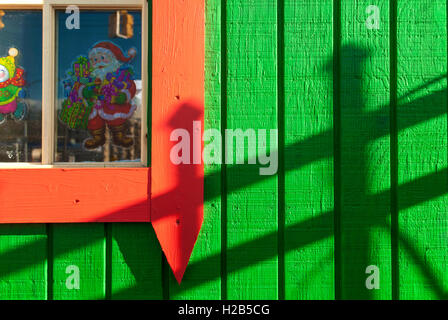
[0, 225, 47, 299]
[169, 0, 222, 299]
[110, 224, 163, 299]
[397, 0, 448, 299]
[226, 0, 278, 299]
[52, 225, 105, 300]
[340, 0, 392, 299]
[284, 0, 334, 299]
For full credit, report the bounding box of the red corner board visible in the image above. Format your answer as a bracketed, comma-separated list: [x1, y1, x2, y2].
[151, 0, 205, 283]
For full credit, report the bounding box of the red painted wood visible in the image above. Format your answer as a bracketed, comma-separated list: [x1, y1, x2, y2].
[151, 0, 205, 283]
[0, 168, 150, 223]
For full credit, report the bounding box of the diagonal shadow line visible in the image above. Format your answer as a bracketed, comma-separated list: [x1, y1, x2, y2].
[111, 165, 448, 297]
[112, 210, 335, 298]
[398, 232, 448, 299]
[113, 177, 448, 299]
[202, 85, 448, 202]
[0, 139, 447, 296]
[123, 71, 448, 297]
[397, 74, 446, 103]
[383, 222, 448, 299]
[0, 77, 446, 297]
[0, 166, 444, 299]
[395, 169, 448, 211]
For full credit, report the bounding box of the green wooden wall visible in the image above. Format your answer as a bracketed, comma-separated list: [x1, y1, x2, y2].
[0, 0, 447, 300]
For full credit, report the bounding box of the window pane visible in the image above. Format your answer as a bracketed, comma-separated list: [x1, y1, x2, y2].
[56, 10, 142, 163]
[0, 10, 42, 162]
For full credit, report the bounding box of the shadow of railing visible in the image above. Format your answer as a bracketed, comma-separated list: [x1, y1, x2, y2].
[0, 44, 447, 299]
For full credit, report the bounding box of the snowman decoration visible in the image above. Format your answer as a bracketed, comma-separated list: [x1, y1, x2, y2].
[0, 48, 27, 124]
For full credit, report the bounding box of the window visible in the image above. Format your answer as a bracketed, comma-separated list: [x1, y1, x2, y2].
[0, 10, 42, 162]
[0, 0, 148, 167]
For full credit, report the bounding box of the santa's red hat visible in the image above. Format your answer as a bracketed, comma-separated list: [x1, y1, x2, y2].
[89, 41, 137, 63]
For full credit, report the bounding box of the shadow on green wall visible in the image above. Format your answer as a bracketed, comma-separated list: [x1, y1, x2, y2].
[0, 45, 447, 300]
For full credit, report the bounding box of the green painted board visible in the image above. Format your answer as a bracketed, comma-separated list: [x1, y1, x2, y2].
[339, 0, 392, 299]
[284, 0, 335, 300]
[52, 224, 105, 300]
[226, 0, 278, 299]
[0, 225, 47, 299]
[397, 0, 448, 299]
[110, 224, 162, 300]
[169, 0, 222, 300]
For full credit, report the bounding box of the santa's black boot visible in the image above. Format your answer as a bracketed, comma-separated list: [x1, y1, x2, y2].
[84, 127, 106, 149]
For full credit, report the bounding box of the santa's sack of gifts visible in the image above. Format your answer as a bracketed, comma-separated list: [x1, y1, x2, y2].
[59, 96, 93, 130]
[59, 56, 94, 129]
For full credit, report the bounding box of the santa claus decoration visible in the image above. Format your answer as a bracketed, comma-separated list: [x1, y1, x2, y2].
[60, 41, 138, 149]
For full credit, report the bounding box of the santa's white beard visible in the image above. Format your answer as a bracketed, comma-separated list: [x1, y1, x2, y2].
[0, 65, 9, 83]
[91, 59, 122, 81]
